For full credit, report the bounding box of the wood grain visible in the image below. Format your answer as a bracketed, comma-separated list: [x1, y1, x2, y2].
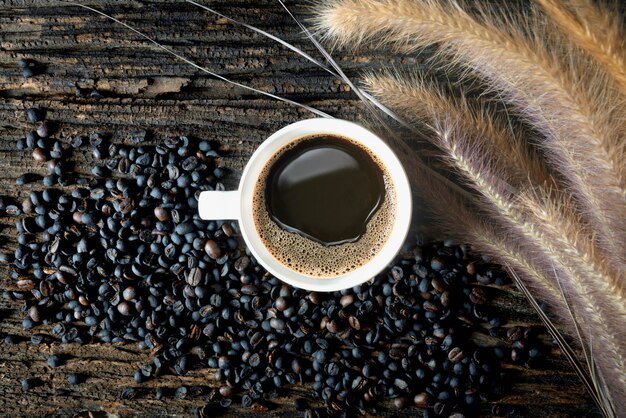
[0, 2, 597, 417]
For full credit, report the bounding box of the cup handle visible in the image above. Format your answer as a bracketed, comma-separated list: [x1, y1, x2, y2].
[198, 190, 240, 220]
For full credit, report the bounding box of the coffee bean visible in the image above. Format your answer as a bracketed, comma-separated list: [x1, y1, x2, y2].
[173, 222, 191, 235]
[120, 387, 137, 400]
[47, 355, 62, 368]
[507, 326, 524, 341]
[154, 207, 170, 221]
[469, 287, 487, 304]
[117, 302, 132, 316]
[234, 256, 249, 272]
[393, 397, 410, 409]
[187, 267, 202, 286]
[448, 347, 465, 363]
[26, 108, 42, 123]
[21, 378, 36, 390]
[249, 353, 261, 367]
[67, 373, 82, 385]
[349, 316, 361, 330]
[28, 306, 41, 322]
[32, 148, 47, 162]
[204, 240, 222, 259]
[37, 122, 50, 138]
[134, 370, 144, 384]
[275, 297, 288, 311]
[430, 255, 447, 271]
[326, 319, 341, 333]
[123, 287, 137, 301]
[414, 392, 430, 407]
[394, 378, 408, 390]
[30, 334, 46, 345]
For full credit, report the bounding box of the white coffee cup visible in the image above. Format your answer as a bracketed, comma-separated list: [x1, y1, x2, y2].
[198, 118, 411, 292]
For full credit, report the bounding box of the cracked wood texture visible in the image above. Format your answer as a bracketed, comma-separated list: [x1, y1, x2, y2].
[0, 1, 598, 417]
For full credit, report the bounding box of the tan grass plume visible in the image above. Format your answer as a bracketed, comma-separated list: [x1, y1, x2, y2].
[314, 0, 626, 277]
[363, 72, 625, 308]
[535, 0, 626, 93]
[408, 157, 616, 416]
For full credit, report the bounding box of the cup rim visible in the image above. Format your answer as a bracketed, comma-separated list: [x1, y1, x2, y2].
[237, 118, 412, 291]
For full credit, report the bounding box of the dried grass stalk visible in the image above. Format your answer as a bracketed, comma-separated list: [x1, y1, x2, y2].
[314, 0, 626, 276]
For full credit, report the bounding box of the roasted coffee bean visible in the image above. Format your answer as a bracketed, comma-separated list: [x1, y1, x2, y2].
[430, 255, 447, 271]
[28, 305, 41, 322]
[204, 240, 222, 259]
[469, 287, 487, 304]
[67, 373, 82, 385]
[175, 386, 188, 399]
[175, 222, 194, 235]
[47, 354, 63, 368]
[26, 108, 42, 123]
[154, 207, 169, 221]
[21, 378, 36, 390]
[394, 397, 410, 409]
[187, 267, 202, 286]
[448, 347, 465, 363]
[123, 287, 137, 301]
[117, 302, 132, 316]
[414, 392, 430, 407]
[270, 318, 286, 331]
[37, 122, 50, 138]
[234, 256, 249, 272]
[120, 387, 137, 400]
[507, 326, 524, 341]
[134, 370, 144, 384]
[32, 148, 46, 162]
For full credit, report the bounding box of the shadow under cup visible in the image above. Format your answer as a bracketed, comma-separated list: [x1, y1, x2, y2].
[198, 119, 412, 292]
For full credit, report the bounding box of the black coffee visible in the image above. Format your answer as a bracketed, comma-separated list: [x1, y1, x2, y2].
[253, 134, 396, 277]
[265, 135, 385, 246]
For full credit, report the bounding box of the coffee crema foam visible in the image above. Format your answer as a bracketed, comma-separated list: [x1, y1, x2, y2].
[252, 136, 397, 278]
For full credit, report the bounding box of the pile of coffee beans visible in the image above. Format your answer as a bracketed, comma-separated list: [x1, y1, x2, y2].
[0, 108, 548, 417]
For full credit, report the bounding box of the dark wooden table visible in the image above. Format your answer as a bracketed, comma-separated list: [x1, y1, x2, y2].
[0, 2, 598, 417]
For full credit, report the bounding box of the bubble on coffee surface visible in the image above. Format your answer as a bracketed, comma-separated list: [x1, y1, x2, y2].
[253, 136, 396, 278]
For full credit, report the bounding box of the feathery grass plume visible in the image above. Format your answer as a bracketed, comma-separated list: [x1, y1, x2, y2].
[314, 0, 626, 276]
[412, 161, 617, 416]
[432, 120, 626, 395]
[408, 148, 617, 417]
[535, 0, 626, 93]
[517, 190, 625, 306]
[363, 72, 625, 306]
[369, 78, 626, 412]
[359, 71, 626, 412]
[362, 72, 552, 189]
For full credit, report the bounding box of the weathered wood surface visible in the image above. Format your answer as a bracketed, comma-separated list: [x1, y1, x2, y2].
[0, 2, 598, 417]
